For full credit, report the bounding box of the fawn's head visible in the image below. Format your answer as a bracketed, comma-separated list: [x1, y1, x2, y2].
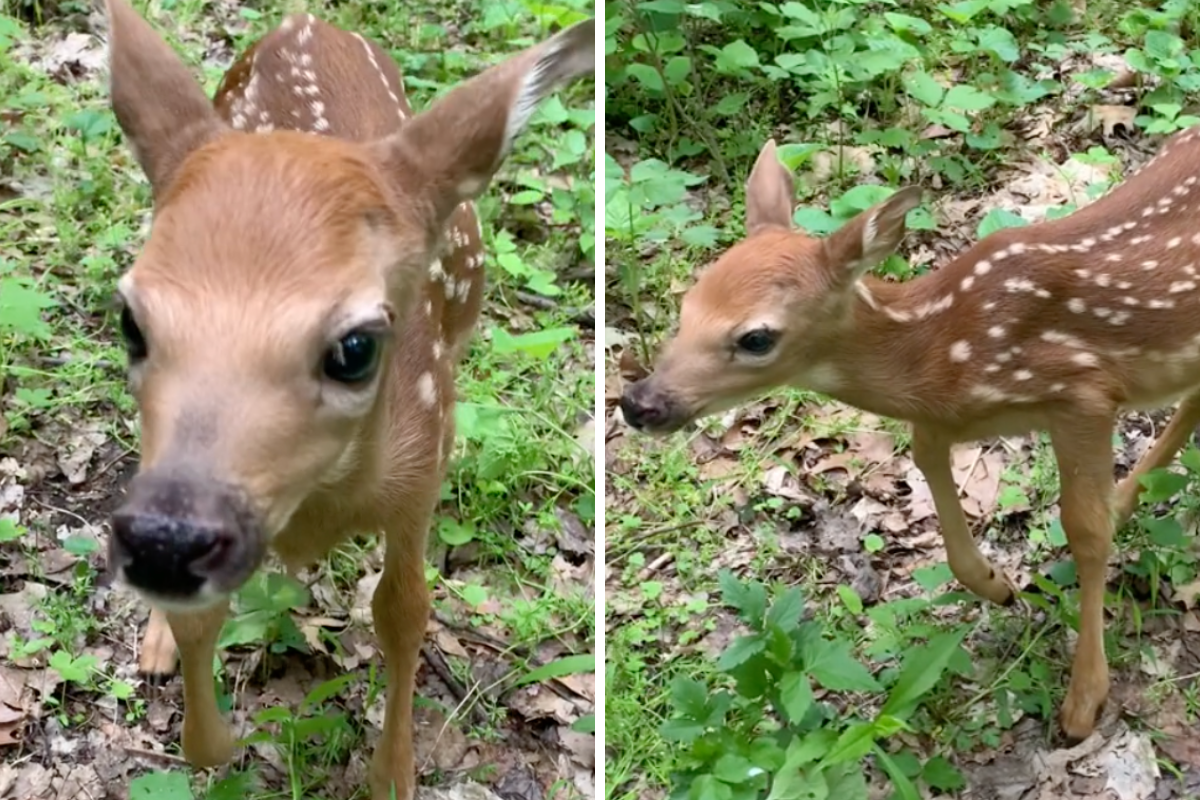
[621, 140, 922, 434]
[103, 0, 594, 608]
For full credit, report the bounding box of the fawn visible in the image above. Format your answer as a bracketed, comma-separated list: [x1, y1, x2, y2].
[102, 1, 593, 796]
[620, 132, 1200, 743]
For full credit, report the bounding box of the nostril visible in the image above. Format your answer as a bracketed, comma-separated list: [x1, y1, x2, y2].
[110, 509, 237, 599]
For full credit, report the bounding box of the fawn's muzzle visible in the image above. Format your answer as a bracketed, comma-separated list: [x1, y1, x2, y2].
[109, 472, 265, 603]
[620, 379, 686, 434]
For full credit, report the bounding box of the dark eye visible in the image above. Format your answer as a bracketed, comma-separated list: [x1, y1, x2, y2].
[120, 306, 148, 361]
[323, 330, 383, 384]
[737, 329, 777, 356]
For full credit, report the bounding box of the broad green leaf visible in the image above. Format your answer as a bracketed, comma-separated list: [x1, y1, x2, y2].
[1138, 468, 1188, 503]
[765, 587, 805, 632]
[690, 774, 734, 800]
[713, 753, 757, 785]
[131, 772, 194, 800]
[779, 671, 814, 723]
[800, 633, 881, 692]
[873, 746, 921, 800]
[903, 71, 943, 107]
[881, 629, 968, 718]
[717, 634, 767, 671]
[943, 84, 996, 112]
[669, 676, 710, 719]
[977, 208, 1029, 238]
[714, 40, 760, 72]
[922, 755, 967, 791]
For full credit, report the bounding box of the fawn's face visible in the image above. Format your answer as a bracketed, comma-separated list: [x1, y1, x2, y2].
[110, 137, 425, 607]
[621, 140, 921, 435]
[103, 0, 593, 608]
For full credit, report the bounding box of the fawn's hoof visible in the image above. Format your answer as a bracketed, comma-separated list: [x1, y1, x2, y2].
[1059, 690, 1106, 745]
[182, 722, 235, 768]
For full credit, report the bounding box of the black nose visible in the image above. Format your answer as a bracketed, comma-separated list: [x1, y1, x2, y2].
[620, 385, 666, 430]
[109, 473, 255, 600]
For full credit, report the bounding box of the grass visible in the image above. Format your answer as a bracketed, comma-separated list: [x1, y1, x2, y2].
[605, 0, 1200, 798]
[0, 0, 595, 797]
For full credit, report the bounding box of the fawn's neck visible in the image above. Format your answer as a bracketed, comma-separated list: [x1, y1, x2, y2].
[807, 272, 966, 423]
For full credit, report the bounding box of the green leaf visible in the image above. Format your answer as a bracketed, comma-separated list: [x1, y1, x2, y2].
[516, 654, 595, 686]
[571, 713, 595, 733]
[302, 673, 357, 710]
[669, 676, 710, 719]
[663, 55, 692, 85]
[460, 584, 488, 609]
[765, 587, 805, 632]
[819, 721, 878, 766]
[1138, 468, 1189, 503]
[714, 40, 760, 73]
[625, 63, 664, 92]
[977, 25, 1020, 62]
[874, 746, 921, 800]
[0, 519, 24, 543]
[922, 755, 966, 791]
[0, 278, 57, 340]
[977, 208, 1029, 238]
[690, 774, 734, 800]
[490, 326, 576, 359]
[943, 84, 996, 112]
[660, 717, 705, 742]
[713, 753, 758, 785]
[779, 671, 814, 723]
[801, 633, 881, 692]
[203, 770, 256, 800]
[131, 771, 194, 800]
[904, 71, 944, 107]
[717, 633, 767, 671]
[881, 629, 968, 718]
[719, 570, 768, 623]
[437, 518, 477, 546]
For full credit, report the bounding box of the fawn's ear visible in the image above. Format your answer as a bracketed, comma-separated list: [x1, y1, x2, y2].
[744, 139, 796, 235]
[372, 18, 595, 228]
[106, 0, 224, 200]
[825, 186, 923, 280]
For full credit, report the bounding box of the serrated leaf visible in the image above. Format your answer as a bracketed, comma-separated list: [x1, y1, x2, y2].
[717, 633, 767, 671]
[779, 671, 814, 723]
[1138, 468, 1188, 503]
[669, 676, 710, 719]
[801, 634, 881, 692]
[765, 587, 804, 632]
[922, 755, 966, 791]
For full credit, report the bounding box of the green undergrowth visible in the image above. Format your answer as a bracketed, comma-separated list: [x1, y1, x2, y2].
[605, 0, 1200, 798]
[1, 0, 595, 796]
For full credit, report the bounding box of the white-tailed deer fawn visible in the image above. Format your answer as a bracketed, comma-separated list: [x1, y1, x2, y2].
[102, 1, 593, 796]
[620, 131, 1200, 743]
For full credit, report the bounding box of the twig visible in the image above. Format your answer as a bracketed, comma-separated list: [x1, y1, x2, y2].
[636, 551, 674, 582]
[124, 746, 188, 764]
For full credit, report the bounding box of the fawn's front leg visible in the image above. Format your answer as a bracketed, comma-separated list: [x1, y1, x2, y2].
[139, 606, 179, 679]
[370, 507, 434, 800]
[911, 424, 1017, 605]
[168, 602, 234, 766]
[1049, 410, 1115, 743]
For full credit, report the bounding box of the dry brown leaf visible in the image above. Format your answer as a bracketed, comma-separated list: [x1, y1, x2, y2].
[952, 447, 1004, 518]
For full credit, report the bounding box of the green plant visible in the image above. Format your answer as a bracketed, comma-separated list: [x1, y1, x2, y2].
[662, 571, 970, 800]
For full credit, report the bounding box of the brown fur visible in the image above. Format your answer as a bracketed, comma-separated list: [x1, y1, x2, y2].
[623, 130, 1200, 744]
[104, 1, 594, 797]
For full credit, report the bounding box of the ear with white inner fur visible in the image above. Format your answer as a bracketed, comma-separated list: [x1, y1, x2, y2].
[824, 186, 923, 281]
[370, 18, 595, 228]
[105, 0, 225, 201]
[745, 139, 796, 235]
